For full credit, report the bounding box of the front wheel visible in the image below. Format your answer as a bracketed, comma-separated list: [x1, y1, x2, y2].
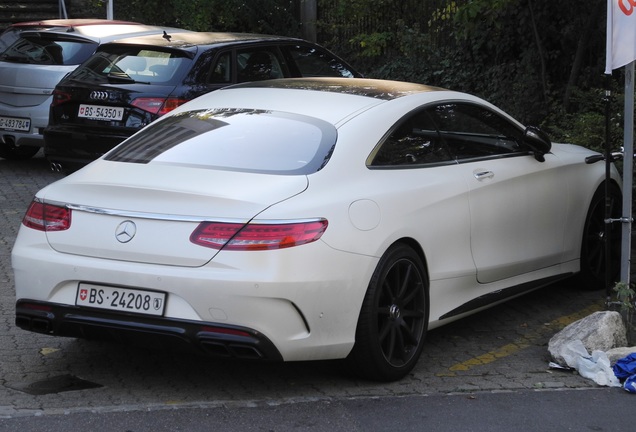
[348, 243, 429, 381]
[578, 183, 622, 290]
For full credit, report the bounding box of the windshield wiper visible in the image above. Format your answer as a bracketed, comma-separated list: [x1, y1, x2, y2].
[106, 72, 152, 85]
[107, 72, 135, 83]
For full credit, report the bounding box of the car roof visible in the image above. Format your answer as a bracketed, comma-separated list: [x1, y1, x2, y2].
[18, 23, 192, 44]
[169, 78, 458, 127]
[7, 18, 140, 29]
[227, 77, 446, 101]
[206, 78, 522, 128]
[106, 31, 308, 50]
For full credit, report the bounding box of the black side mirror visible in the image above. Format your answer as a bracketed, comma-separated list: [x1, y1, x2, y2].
[523, 126, 552, 162]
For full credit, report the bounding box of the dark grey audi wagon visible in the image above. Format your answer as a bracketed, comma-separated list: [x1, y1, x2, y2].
[44, 31, 361, 171]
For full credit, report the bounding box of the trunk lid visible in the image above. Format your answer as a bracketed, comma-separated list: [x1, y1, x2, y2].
[40, 161, 308, 266]
[0, 63, 76, 107]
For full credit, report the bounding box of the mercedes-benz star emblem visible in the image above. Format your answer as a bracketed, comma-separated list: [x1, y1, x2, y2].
[115, 220, 137, 243]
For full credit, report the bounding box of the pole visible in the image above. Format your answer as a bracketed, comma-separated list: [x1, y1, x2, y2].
[300, 0, 317, 42]
[605, 80, 613, 300]
[620, 61, 634, 285]
[107, 0, 114, 20]
[58, 0, 68, 19]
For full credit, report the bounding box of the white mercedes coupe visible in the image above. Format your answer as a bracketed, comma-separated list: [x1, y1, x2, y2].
[12, 78, 622, 381]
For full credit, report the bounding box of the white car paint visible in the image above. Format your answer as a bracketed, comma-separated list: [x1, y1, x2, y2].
[12, 78, 621, 379]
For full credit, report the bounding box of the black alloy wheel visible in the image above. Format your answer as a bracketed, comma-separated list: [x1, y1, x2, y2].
[579, 183, 622, 290]
[349, 243, 429, 381]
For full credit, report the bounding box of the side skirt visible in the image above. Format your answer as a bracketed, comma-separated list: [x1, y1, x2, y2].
[439, 273, 573, 321]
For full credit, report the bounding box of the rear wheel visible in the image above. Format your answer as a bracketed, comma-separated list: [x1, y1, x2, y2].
[578, 183, 622, 290]
[349, 243, 429, 381]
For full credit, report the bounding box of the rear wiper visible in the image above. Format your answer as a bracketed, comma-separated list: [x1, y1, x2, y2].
[106, 72, 151, 85]
[107, 72, 135, 83]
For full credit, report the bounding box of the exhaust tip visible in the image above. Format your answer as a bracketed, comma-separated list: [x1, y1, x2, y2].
[1, 134, 15, 146]
[50, 162, 63, 172]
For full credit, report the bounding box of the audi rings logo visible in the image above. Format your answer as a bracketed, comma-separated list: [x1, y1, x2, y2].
[115, 220, 137, 243]
[90, 91, 110, 101]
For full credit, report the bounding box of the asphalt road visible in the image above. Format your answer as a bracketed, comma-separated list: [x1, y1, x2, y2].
[0, 152, 633, 430]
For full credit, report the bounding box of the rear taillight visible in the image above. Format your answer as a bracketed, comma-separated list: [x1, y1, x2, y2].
[51, 89, 72, 107]
[190, 220, 328, 251]
[132, 97, 189, 116]
[22, 201, 71, 232]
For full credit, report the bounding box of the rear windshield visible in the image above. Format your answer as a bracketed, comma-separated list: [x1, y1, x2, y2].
[0, 35, 97, 65]
[66, 45, 190, 84]
[105, 108, 338, 175]
[0, 28, 23, 54]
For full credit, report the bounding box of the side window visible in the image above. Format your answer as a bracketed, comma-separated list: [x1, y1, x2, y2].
[284, 45, 355, 78]
[208, 51, 231, 84]
[369, 110, 452, 167]
[236, 49, 285, 83]
[426, 103, 527, 161]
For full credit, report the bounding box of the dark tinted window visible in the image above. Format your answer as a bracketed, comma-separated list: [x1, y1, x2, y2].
[370, 110, 453, 167]
[426, 103, 527, 161]
[236, 49, 286, 83]
[208, 51, 231, 83]
[0, 35, 97, 65]
[285, 45, 355, 78]
[66, 46, 190, 84]
[105, 108, 338, 175]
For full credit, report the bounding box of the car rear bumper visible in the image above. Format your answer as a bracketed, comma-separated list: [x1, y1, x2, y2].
[0, 103, 49, 148]
[16, 299, 283, 361]
[12, 227, 375, 361]
[43, 125, 131, 167]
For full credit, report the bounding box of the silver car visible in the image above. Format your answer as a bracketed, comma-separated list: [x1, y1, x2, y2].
[0, 19, 190, 160]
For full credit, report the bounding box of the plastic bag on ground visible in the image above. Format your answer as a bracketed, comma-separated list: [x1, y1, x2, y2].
[624, 375, 636, 393]
[558, 340, 621, 387]
[576, 350, 622, 387]
[612, 352, 636, 380]
[560, 339, 590, 369]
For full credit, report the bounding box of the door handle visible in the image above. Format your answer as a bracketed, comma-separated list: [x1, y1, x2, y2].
[474, 170, 494, 180]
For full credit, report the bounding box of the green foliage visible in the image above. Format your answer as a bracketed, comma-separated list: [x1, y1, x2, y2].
[350, 32, 393, 57]
[545, 83, 625, 156]
[106, 0, 624, 156]
[614, 282, 635, 313]
[614, 282, 635, 341]
[112, 0, 300, 35]
[319, 0, 620, 154]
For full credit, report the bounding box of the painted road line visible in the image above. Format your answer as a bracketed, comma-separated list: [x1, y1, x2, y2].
[437, 301, 605, 376]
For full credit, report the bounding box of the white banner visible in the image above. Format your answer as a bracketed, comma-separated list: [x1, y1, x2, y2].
[605, 0, 636, 74]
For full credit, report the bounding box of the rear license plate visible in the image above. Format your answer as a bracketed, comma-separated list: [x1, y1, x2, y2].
[78, 104, 124, 121]
[76, 283, 166, 316]
[0, 115, 30, 132]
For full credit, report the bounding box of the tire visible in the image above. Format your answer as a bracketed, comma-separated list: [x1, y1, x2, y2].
[578, 183, 622, 290]
[0, 144, 40, 160]
[349, 243, 429, 381]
